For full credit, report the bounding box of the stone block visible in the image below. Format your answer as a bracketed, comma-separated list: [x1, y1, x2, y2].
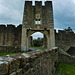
[16, 69, 22, 75]
[0, 62, 9, 75]
[10, 72, 16, 75]
[9, 59, 20, 74]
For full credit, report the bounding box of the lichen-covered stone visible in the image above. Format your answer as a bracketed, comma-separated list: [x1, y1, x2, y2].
[16, 69, 22, 75]
[0, 62, 8, 75]
[9, 59, 20, 74]
[0, 47, 58, 75]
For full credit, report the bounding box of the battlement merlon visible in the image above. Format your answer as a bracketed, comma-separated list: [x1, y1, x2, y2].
[25, 1, 53, 7]
[35, 1, 42, 6]
[0, 25, 6, 28]
[45, 1, 53, 10]
[25, 1, 32, 7]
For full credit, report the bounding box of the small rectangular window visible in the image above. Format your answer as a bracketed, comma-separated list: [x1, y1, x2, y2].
[35, 20, 41, 24]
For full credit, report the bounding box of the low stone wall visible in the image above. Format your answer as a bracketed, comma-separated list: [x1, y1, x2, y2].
[58, 50, 75, 65]
[0, 46, 21, 53]
[0, 47, 58, 75]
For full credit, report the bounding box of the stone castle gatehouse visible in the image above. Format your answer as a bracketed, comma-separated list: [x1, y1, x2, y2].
[0, 1, 55, 52]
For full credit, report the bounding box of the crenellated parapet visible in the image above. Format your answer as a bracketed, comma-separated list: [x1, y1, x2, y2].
[23, 1, 54, 29]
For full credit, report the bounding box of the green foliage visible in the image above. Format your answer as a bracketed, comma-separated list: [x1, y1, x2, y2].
[55, 63, 75, 75]
[33, 37, 43, 47]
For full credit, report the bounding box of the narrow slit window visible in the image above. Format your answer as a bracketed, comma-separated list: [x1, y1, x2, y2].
[35, 21, 37, 24]
[38, 21, 41, 24]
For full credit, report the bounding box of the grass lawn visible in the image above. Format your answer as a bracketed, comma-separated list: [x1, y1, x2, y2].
[0, 52, 19, 56]
[29, 47, 44, 49]
[55, 63, 75, 75]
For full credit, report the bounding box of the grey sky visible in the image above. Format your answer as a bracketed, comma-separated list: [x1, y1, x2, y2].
[0, 0, 75, 39]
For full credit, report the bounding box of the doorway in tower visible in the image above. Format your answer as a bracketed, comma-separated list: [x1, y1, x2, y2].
[29, 32, 47, 51]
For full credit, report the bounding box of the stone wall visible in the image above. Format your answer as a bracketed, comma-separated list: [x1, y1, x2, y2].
[0, 24, 75, 53]
[58, 49, 75, 65]
[0, 24, 22, 52]
[0, 47, 58, 75]
[0, 46, 21, 53]
[0, 25, 6, 45]
[55, 28, 75, 51]
[0, 24, 22, 46]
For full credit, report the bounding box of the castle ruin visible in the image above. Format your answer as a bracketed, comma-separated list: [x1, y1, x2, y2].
[0, 1, 55, 52]
[0, 0, 75, 55]
[21, 1, 55, 51]
[0, 1, 75, 75]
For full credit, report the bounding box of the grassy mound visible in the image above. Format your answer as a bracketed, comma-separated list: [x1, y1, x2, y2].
[55, 63, 75, 75]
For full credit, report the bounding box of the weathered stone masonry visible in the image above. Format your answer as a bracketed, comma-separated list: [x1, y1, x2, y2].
[55, 28, 75, 51]
[0, 24, 75, 53]
[0, 0, 75, 75]
[0, 47, 58, 75]
[58, 50, 75, 65]
[0, 24, 22, 52]
[21, 1, 55, 51]
[0, 1, 56, 52]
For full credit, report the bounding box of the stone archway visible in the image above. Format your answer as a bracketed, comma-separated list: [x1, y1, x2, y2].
[21, 28, 55, 51]
[28, 31, 47, 50]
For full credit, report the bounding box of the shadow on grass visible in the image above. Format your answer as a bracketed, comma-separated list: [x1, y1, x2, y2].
[55, 62, 75, 75]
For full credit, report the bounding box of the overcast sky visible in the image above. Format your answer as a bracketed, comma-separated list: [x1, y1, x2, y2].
[0, 0, 75, 39]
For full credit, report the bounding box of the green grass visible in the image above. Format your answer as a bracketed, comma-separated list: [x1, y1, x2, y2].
[0, 52, 19, 56]
[29, 47, 44, 49]
[0, 47, 44, 56]
[55, 63, 75, 75]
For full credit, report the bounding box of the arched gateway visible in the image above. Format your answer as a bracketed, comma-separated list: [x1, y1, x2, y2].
[21, 1, 55, 51]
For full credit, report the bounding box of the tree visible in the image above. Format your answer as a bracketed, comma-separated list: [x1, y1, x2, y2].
[33, 37, 43, 47]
